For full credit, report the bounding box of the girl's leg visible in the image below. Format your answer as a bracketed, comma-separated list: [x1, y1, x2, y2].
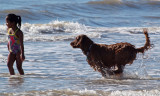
[7, 53, 16, 75]
[16, 52, 24, 75]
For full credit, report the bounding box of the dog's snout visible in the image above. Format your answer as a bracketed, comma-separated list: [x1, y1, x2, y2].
[70, 42, 74, 46]
[70, 41, 76, 48]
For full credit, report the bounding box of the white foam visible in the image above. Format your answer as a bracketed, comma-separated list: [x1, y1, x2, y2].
[1, 22, 160, 42]
[2, 89, 160, 96]
[22, 20, 94, 42]
[22, 20, 87, 34]
[79, 88, 97, 94]
[109, 89, 160, 96]
[49, 20, 88, 33]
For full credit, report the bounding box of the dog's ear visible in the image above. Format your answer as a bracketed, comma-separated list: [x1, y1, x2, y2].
[70, 35, 87, 48]
[77, 35, 91, 47]
[76, 35, 83, 47]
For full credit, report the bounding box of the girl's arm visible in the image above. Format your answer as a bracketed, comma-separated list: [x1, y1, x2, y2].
[7, 42, 9, 51]
[7, 28, 9, 51]
[18, 30, 25, 61]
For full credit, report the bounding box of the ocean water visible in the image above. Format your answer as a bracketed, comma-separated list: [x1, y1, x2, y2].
[0, 0, 160, 96]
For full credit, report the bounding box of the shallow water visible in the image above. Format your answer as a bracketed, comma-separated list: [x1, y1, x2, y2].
[0, 0, 160, 95]
[0, 30, 160, 95]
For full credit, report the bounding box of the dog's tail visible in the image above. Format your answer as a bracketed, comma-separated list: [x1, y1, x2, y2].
[136, 29, 151, 53]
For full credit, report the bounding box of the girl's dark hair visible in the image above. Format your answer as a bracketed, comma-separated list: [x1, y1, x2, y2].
[6, 14, 21, 28]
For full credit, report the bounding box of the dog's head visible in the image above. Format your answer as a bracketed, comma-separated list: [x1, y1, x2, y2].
[70, 34, 93, 48]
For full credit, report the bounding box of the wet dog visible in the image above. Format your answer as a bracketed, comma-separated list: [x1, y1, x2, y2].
[70, 29, 151, 77]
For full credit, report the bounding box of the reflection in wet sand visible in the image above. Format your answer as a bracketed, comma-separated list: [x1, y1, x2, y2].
[8, 75, 24, 88]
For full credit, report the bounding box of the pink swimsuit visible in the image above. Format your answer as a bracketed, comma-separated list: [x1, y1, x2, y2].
[8, 28, 21, 54]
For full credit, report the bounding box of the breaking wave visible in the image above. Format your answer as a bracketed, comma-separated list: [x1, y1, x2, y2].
[1, 20, 160, 42]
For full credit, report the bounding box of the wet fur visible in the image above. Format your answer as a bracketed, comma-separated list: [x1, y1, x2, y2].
[70, 30, 151, 77]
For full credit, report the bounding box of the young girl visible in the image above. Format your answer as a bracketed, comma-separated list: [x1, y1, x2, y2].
[6, 14, 25, 75]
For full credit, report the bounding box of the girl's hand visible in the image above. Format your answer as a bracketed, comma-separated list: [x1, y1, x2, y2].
[21, 54, 25, 62]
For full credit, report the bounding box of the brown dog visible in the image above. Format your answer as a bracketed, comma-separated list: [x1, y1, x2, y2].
[70, 29, 151, 77]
